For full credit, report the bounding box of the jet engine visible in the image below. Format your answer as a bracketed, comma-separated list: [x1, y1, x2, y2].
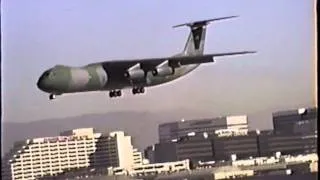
[124, 69, 145, 80]
[124, 63, 146, 80]
[152, 61, 175, 77]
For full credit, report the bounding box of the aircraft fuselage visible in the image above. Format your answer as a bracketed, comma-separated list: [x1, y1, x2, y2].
[37, 61, 198, 95]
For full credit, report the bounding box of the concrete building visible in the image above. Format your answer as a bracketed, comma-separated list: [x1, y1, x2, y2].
[132, 148, 143, 166]
[2, 128, 142, 180]
[175, 133, 213, 163]
[212, 131, 259, 161]
[146, 129, 256, 164]
[146, 129, 317, 166]
[145, 143, 177, 164]
[109, 131, 135, 171]
[158, 115, 248, 143]
[258, 132, 317, 157]
[272, 107, 317, 135]
[144, 146, 156, 164]
[129, 159, 190, 176]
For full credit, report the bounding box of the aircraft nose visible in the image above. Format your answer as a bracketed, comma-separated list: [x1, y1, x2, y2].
[37, 70, 51, 92]
[37, 75, 46, 91]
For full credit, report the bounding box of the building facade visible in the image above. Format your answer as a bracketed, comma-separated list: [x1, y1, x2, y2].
[272, 107, 317, 135]
[144, 146, 156, 164]
[132, 148, 143, 166]
[212, 131, 259, 161]
[158, 115, 248, 143]
[146, 129, 317, 165]
[258, 132, 318, 157]
[144, 143, 178, 164]
[2, 128, 141, 180]
[175, 133, 213, 163]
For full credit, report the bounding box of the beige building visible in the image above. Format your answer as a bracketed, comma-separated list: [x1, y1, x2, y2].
[2, 128, 142, 180]
[132, 148, 143, 166]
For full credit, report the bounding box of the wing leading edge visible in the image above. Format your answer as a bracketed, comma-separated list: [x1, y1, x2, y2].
[99, 50, 256, 69]
[118, 50, 256, 80]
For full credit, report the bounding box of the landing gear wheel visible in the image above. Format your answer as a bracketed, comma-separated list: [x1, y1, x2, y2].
[116, 90, 122, 96]
[132, 88, 137, 95]
[49, 94, 56, 100]
[139, 87, 145, 94]
[132, 87, 145, 95]
[109, 90, 122, 98]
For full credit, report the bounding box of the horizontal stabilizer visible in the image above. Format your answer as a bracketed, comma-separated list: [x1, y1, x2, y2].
[208, 51, 257, 57]
[173, 16, 239, 28]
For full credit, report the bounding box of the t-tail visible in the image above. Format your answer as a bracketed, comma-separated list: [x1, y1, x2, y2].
[173, 16, 239, 56]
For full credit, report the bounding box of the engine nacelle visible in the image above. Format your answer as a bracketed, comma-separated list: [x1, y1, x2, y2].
[124, 69, 145, 80]
[152, 61, 175, 77]
[152, 66, 175, 77]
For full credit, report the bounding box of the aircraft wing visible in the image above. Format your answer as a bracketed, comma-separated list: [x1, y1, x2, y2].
[168, 51, 257, 66]
[100, 51, 256, 71]
[137, 51, 256, 70]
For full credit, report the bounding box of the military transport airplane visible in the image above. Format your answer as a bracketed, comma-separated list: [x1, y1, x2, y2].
[37, 16, 256, 100]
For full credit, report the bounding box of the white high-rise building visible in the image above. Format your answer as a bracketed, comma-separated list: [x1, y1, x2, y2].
[109, 131, 135, 171]
[2, 128, 141, 180]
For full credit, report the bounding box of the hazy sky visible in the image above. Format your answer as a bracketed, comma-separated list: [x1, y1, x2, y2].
[2, 0, 316, 123]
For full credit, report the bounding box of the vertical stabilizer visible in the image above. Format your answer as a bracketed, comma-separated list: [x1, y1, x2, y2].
[182, 26, 207, 55]
[173, 16, 239, 56]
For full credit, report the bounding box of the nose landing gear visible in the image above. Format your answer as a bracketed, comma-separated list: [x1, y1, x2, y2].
[49, 94, 56, 100]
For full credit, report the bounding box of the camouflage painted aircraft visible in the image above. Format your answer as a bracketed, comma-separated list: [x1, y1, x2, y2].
[37, 16, 256, 100]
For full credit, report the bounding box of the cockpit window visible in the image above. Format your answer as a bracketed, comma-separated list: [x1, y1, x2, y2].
[42, 68, 55, 78]
[43, 70, 51, 77]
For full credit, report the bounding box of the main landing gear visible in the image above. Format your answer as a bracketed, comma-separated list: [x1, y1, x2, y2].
[109, 90, 122, 98]
[132, 87, 145, 95]
[109, 87, 145, 98]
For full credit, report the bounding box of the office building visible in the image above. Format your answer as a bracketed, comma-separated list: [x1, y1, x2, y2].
[272, 107, 317, 135]
[2, 128, 141, 180]
[258, 132, 317, 157]
[176, 132, 214, 163]
[146, 129, 255, 164]
[145, 143, 177, 164]
[144, 146, 156, 164]
[212, 131, 259, 161]
[146, 128, 317, 165]
[158, 115, 248, 143]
